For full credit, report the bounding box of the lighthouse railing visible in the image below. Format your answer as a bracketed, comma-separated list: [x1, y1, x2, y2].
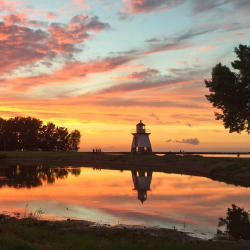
[131, 129, 151, 133]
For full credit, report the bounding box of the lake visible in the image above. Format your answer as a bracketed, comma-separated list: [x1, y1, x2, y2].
[0, 165, 249, 239]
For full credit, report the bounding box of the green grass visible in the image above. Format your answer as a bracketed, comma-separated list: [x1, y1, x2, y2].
[0, 217, 249, 250]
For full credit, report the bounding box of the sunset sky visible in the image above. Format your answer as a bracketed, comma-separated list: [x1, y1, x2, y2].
[0, 0, 249, 151]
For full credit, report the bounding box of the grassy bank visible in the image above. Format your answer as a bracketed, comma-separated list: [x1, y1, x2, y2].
[0, 215, 249, 250]
[0, 151, 250, 187]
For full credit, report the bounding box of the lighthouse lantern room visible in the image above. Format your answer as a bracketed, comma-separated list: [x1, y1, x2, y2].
[131, 120, 152, 153]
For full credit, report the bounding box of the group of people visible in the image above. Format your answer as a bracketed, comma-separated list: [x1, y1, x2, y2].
[92, 148, 102, 153]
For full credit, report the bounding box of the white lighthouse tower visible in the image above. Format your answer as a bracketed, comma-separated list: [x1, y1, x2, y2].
[131, 120, 152, 153]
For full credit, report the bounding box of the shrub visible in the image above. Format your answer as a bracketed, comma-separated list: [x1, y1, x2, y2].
[218, 204, 250, 240]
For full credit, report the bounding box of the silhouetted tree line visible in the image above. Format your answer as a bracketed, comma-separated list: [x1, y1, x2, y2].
[0, 165, 81, 188]
[0, 117, 81, 151]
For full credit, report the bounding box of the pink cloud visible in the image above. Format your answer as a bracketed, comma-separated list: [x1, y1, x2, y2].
[235, 32, 245, 37]
[3, 13, 27, 25]
[123, 0, 185, 14]
[48, 15, 109, 45]
[72, 0, 90, 10]
[99, 77, 203, 95]
[45, 12, 57, 20]
[142, 43, 193, 55]
[0, 23, 51, 75]
[0, 13, 110, 76]
[0, 0, 16, 12]
[176, 61, 188, 65]
[113, 68, 159, 81]
[168, 68, 176, 73]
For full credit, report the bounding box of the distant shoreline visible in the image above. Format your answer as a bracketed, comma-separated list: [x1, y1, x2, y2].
[0, 151, 250, 187]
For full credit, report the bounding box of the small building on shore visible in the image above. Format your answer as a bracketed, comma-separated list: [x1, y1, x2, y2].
[131, 120, 152, 153]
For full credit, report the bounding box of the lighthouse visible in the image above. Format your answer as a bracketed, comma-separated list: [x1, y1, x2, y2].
[131, 120, 152, 153]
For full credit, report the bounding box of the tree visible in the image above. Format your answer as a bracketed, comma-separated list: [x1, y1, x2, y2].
[218, 204, 250, 240]
[3, 118, 19, 150]
[39, 122, 58, 151]
[0, 116, 81, 152]
[205, 44, 250, 133]
[0, 118, 6, 151]
[55, 126, 70, 151]
[15, 117, 42, 151]
[68, 130, 81, 151]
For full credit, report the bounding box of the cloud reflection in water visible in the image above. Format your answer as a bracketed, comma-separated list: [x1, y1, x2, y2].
[0, 165, 249, 238]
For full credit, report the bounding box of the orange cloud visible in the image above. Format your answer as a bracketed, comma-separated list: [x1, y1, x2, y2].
[0, 55, 133, 92]
[199, 45, 218, 52]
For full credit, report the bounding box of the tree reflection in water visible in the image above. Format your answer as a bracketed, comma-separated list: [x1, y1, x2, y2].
[0, 165, 81, 188]
[132, 169, 152, 204]
[0, 166, 153, 204]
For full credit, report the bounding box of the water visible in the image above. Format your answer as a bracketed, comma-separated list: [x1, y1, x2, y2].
[0, 165, 249, 239]
[200, 154, 250, 158]
[155, 154, 250, 158]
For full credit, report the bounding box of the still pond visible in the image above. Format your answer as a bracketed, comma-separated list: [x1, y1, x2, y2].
[0, 165, 249, 239]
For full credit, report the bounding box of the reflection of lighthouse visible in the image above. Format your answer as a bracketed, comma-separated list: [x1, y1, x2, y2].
[132, 170, 152, 204]
[131, 121, 152, 153]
